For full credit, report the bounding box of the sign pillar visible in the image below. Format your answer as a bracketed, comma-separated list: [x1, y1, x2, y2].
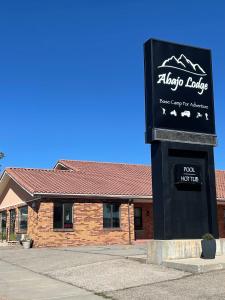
[144, 39, 219, 240]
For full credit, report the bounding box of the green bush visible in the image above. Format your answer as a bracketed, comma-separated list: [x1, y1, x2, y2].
[1, 232, 7, 241]
[9, 233, 16, 241]
[202, 233, 215, 240]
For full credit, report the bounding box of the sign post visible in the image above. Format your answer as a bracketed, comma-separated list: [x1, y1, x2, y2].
[144, 39, 219, 241]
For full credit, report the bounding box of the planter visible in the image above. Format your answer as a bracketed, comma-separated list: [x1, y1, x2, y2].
[201, 239, 216, 259]
[22, 240, 31, 249]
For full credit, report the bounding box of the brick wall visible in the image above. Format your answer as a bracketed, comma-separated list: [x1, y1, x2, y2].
[133, 202, 225, 240]
[134, 203, 153, 239]
[217, 204, 225, 238]
[2, 199, 225, 246]
[28, 200, 135, 247]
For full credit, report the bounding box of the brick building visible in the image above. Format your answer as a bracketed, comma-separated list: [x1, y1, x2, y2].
[0, 159, 225, 247]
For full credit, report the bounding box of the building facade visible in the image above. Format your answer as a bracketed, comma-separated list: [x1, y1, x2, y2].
[0, 160, 224, 247]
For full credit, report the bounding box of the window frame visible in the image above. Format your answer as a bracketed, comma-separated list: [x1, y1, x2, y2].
[18, 206, 28, 233]
[103, 203, 121, 230]
[53, 202, 74, 231]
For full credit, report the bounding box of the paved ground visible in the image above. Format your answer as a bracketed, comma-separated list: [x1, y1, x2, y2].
[1, 244, 225, 299]
[106, 270, 225, 300]
[0, 260, 102, 300]
[164, 255, 225, 273]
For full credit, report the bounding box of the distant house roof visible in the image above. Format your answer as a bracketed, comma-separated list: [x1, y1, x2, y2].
[1, 159, 225, 200]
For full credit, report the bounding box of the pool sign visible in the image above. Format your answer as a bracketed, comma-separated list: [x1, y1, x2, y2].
[144, 39, 216, 144]
[174, 164, 202, 188]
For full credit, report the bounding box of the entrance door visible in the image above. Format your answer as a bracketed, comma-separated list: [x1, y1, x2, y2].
[9, 209, 16, 241]
[134, 207, 143, 239]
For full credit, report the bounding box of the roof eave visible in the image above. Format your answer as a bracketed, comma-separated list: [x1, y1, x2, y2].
[33, 192, 152, 200]
[5, 172, 34, 197]
[54, 161, 71, 170]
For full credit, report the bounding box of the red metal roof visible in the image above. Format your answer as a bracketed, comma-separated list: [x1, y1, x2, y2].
[3, 160, 225, 199]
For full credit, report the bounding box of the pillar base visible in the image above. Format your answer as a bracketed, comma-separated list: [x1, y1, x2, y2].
[147, 239, 225, 265]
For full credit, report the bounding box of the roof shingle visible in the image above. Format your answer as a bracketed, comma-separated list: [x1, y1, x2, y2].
[3, 160, 225, 200]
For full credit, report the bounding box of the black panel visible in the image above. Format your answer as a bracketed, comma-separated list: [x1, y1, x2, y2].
[151, 141, 219, 239]
[144, 39, 216, 143]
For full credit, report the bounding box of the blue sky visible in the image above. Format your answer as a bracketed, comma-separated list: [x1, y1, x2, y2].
[0, 0, 225, 170]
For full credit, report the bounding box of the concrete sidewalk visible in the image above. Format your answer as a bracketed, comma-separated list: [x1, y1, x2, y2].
[0, 244, 188, 299]
[163, 255, 225, 273]
[2, 245, 225, 299]
[0, 260, 104, 300]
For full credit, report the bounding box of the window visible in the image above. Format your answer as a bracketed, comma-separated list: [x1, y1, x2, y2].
[10, 209, 16, 234]
[53, 203, 73, 230]
[134, 207, 143, 230]
[0, 211, 7, 240]
[19, 206, 28, 232]
[103, 203, 120, 228]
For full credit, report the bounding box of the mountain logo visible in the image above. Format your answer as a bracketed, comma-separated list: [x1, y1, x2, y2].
[158, 54, 207, 76]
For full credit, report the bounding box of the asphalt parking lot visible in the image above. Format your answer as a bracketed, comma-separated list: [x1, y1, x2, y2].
[1, 244, 225, 300]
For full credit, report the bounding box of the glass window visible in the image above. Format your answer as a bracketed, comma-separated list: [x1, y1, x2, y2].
[0, 211, 7, 240]
[19, 206, 28, 232]
[9, 209, 16, 241]
[134, 207, 143, 230]
[53, 203, 73, 229]
[54, 203, 63, 229]
[64, 203, 73, 228]
[103, 203, 120, 228]
[1, 211, 7, 229]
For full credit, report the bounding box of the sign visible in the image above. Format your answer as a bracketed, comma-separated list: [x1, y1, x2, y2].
[174, 164, 202, 188]
[144, 39, 216, 144]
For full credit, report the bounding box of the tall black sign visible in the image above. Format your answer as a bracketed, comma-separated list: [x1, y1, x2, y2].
[144, 39, 216, 145]
[144, 38, 219, 240]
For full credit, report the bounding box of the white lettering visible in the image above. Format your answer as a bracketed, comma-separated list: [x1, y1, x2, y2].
[184, 167, 195, 173]
[185, 77, 208, 95]
[157, 72, 208, 95]
[157, 72, 183, 92]
[157, 73, 166, 84]
[171, 100, 182, 108]
[159, 98, 170, 105]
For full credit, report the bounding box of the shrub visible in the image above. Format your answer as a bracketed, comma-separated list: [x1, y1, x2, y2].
[202, 233, 215, 240]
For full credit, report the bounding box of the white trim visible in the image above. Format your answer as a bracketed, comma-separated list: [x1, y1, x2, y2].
[0, 171, 9, 197]
[54, 162, 71, 170]
[0, 170, 6, 184]
[0, 197, 40, 211]
[217, 199, 225, 204]
[0, 202, 27, 211]
[33, 192, 152, 200]
[133, 199, 153, 203]
[54, 159, 150, 169]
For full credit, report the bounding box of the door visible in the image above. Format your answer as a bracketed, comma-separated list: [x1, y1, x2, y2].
[134, 207, 143, 239]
